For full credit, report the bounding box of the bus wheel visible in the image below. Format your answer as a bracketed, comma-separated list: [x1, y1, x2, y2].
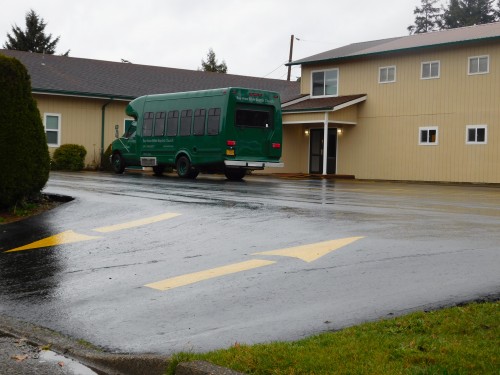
[225, 168, 246, 181]
[112, 153, 125, 174]
[153, 166, 164, 176]
[176, 156, 192, 178]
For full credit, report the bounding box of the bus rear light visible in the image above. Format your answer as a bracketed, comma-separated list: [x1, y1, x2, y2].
[272, 143, 281, 149]
[227, 140, 236, 146]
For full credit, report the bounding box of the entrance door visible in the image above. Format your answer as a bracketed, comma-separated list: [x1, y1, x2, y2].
[309, 128, 337, 174]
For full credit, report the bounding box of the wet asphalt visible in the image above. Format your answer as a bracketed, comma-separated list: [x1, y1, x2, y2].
[0, 171, 499, 356]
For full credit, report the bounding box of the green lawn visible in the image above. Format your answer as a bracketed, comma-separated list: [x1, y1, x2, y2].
[167, 301, 499, 374]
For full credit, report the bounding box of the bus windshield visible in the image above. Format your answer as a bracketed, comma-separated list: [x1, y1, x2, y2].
[235, 106, 273, 128]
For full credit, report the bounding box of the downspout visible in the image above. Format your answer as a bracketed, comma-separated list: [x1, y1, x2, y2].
[101, 98, 114, 168]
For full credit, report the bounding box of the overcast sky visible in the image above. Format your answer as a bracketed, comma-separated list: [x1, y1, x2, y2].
[1, 1, 441, 80]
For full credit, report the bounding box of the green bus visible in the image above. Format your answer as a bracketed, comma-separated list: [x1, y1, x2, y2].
[110, 87, 284, 180]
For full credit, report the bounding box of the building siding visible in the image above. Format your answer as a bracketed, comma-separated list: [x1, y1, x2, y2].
[35, 94, 130, 166]
[293, 41, 499, 183]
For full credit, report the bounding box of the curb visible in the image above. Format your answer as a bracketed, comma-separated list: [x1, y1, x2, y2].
[0, 314, 243, 375]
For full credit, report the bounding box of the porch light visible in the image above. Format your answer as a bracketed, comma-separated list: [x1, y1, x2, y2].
[304, 130, 309, 136]
[337, 128, 343, 135]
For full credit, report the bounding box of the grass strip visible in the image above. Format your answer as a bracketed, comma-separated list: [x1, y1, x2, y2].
[167, 301, 499, 374]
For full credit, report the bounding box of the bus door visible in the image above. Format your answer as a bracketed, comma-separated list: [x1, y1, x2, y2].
[121, 120, 139, 164]
[233, 104, 279, 160]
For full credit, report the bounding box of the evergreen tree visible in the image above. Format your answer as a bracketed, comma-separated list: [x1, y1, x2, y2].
[408, 0, 442, 34]
[200, 48, 228, 73]
[3, 9, 65, 54]
[0, 54, 50, 208]
[441, 0, 497, 28]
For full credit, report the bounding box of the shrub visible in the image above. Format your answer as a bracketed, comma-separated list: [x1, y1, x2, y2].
[0, 54, 50, 208]
[52, 144, 87, 171]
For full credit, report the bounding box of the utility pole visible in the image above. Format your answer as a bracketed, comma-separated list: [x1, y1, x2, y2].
[287, 34, 294, 81]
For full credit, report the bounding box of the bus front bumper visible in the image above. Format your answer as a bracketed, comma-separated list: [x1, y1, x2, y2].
[224, 161, 284, 169]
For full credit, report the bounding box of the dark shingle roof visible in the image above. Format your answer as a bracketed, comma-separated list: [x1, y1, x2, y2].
[0, 49, 301, 102]
[282, 94, 366, 112]
[289, 22, 500, 66]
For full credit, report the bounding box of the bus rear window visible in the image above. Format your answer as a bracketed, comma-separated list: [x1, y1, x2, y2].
[235, 107, 273, 128]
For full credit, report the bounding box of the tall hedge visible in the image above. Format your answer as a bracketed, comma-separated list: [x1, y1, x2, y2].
[0, 54, 50, 208]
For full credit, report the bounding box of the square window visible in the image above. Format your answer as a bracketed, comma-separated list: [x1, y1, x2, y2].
[469, 56, 489, 75]
[311, 69, 338, 97]
[466, 125, 487, 144]
[421, 61, 440, 79]
[379, 66, 396, 83]
[419, 126, 438, 145]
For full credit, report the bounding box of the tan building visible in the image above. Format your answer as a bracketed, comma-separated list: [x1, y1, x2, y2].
[283, 22, 500, 183]
[2, 22, 499, 183]
[0, 49, 299, 169]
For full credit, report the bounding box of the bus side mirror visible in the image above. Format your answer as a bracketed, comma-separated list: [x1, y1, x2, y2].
[114, 124, 119, 139]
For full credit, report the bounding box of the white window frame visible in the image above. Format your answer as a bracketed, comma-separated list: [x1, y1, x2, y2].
[310, 68, 339, 97]
[379, 66, 396, 84]
[468, 55, 489, 75]
[419, 126, 438, 146]
[421, 60, 440, 79]
[466, 125, 487, 144]
[44, 113, 61, 147]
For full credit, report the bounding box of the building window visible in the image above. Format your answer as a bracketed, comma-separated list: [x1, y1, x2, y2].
[379, 66, 396, 83]
[311, 69, 338, 97]
[419, 126, 438, 145]
[421, 61, 440, 79]
[468, 55, 489, 75]
[466, 125, 487, 144]
[44, 113, 60, 146]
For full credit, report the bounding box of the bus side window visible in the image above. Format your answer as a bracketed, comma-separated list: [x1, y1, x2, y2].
[167, 111, 179, 136]
[180, 110, 192, 136]
[154, 112, 166, 136]
[143, 112, 154, 137]
[193, 109, 206, 136]
[207, 108, 221, 135]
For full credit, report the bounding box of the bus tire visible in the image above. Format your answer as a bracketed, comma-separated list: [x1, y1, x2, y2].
[225, 168, 246, 181]
[176, 156, 192, 178]
[153, 166, 164, 176]
[187, 168, 199, 179]
[112, 153, 125, 174]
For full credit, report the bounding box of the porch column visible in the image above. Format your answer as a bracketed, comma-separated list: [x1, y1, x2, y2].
[322, 112, 328, 175]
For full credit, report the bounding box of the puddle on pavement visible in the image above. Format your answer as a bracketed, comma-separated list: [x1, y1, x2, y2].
[39, 350, 98, 375]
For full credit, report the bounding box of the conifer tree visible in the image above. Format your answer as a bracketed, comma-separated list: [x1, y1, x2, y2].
[200, 48, 228, 73]
[3, 9, 67, 55]
[408, 0, 442, 34]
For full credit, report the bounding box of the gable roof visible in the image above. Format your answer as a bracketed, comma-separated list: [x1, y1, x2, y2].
[288, 22, 500, 66]
[0, 49, 301, 102]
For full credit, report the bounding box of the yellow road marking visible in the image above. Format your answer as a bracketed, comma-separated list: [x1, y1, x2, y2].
[5, 230, 102, 253]
[253, 236, 364, 262]
[145, 259, 276, 291]
[93, 212, 181, 233]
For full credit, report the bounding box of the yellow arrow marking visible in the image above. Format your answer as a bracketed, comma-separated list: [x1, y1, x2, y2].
[253, 236, 364, 262]
[5, 230, 102, 253]
[145, 259, 276, 291]
[93, 212, 181, 233]
[4, 212, 181, 253]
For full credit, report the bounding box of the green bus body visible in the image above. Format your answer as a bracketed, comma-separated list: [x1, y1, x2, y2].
[110, 87, 283, 180]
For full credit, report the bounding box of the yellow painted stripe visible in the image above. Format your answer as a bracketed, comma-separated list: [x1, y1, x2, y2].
[145, 259, 276, 291]
[253, 237, 364, 263]
[5, 230, 102, 253]
[93, 212, 181, 233]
